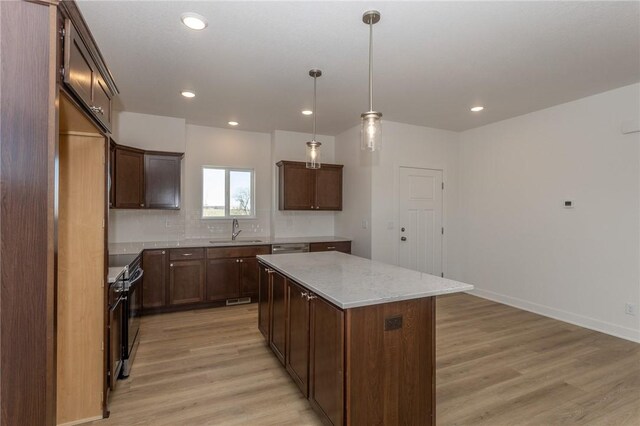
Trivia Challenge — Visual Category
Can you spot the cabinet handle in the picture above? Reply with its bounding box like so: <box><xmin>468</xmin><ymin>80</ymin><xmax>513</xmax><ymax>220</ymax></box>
<box><xmin>90</xmin><ymin>105</ymin><xmax>104</xmax><ymax>115</ymax></box>
<box><xmin>182</xmin><ymin>253</ymin><xmax>193</xmax><ymax>256</ymax></box>
<box><xmin>311</xmin><ymin>205</ymin><xmax>314</xmax><ymax>209</ymax></box>
<box><xmin>301</xmin><ymin>291</ymin><xmax>308</xmax><ymax>299</ymax></box>
<box><xmin>327</xmin><ymin>246</ymin><xmax>336</xmax><ymax>250</ymax></box>
<box><xmin>140</xmin><ymin>203</ymin><xmax>144</xmax><ymax>207</ymax></box>
<box><xmin>170</xmin><ymin>263</ymin><xmax>174</xmax><ymax>267</ymax></box>
<box><xmin>239</xmin><ymin>259</ymin><xmax>244</xmax><ymax>263</ymax></box>
<box><xmin>306</xmin><ymin>294</ymin><xmax>317</xmax><ymax>301</ymax></box>
<box><xmin>266</xmin><ymin>269</ymin><xmax>274</xmax><ymax>274</ymax></box>
<box><xmin>161</xmin><ymin>251</ymin><xmax>165</xmax><ymax>255</ymax></box>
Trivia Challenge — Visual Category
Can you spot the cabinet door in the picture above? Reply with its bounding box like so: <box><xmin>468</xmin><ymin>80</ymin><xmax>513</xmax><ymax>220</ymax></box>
<box><xmin>169</xmin><ymin>260</ymin><xmax>205</xmax><ymax>305</ymax></box>
<box><xmin>310</xmin><ymin>296</ymin><xmax>344</xmax><ymax>426</ymax></box>
<box><xmin>286</xmin><ymin>281</ymin><xmax>310</xmax><ymax>396</ymax></box>
<box><xmin>92</xmin><ymin>74</ymin><xmax>112</xmax><ymax>131</ymax></box>
<box><xmin>109</xmin><ymin>142</ymin><xmax>115</xmax><ymax>208</ymax></box>
<box><xmin>206</xmin><ymin>259</ymin><xmax>240</xmax><ymax>301</ymax></box>
<box><xmin>279</xmin><ymin>162</ymin><xmax>314</xmax><ymax>210</ymax></box>
<box><xmin>258</xmin><ymin>264</ymin><xmax>271</xmax><ymax>340</ymax></box>
<box><xmin>114</xmin><ymin>147</ymin><xmax>145</xmax><ymax>208</ymax></box>
<box><xmin>315</xmin><ymin>166</ymin><xmax>343</xmax><ymax>210</ymax></box>
<box><xmin>240</xmin><ymin>258</ymin><xmax>259</xmax><ymax>298</ymax></box>
<box><xmin>63</xmin><ymin>19</ymin><xmax>94</xmax><ymax>111</ymax></box>
<box><xmin>144</xmin><ymin>154</ymin><xmax>181</xmax><ymax>209</ymax></box>
<box><xmin>142</xmin><ymin>250</ymin><xmax>167</xmax><ymax>309</ymax></box>
<box><xmin>269</xmin><ymin>271</ymin><xmax>287</xmax><ymax>364</ymax></box>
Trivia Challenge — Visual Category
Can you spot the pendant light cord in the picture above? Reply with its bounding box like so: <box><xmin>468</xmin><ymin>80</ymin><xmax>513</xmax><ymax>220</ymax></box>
<box><xmin>368</xmin><ymin>19</ymin><xmax>374</xmax><ymax>112</ymax></box>
<box><xmin>313</xmin><ymin>75</ymin><xmax>317</xmax><ymax>140</ymax></box>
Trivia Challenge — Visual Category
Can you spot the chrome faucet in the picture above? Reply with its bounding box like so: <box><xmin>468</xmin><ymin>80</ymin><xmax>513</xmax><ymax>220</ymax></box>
<box><xmin>231</xmin><ymin>219</ymin><xmax>242</xmax><ymax>241</ymax></box>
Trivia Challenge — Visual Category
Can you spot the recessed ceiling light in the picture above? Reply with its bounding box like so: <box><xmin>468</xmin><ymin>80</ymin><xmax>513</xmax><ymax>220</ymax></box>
<box><xmin>302</xmin><ymin>110</ymin><xmax>313</xmax><ymax>116</ymax></box>
<box><xmin>228</xmin><ymin>121</ymin><xmax>239</xmax><ymax>126</ymax></box>
<box><xmin>181</xmin><ymin>90</ymin><xmax>196</xmax><ymax>98</ymax></box>
<box><xmin>181</xmin><ymin>13</ymin><xmax>208</xmax><ymax>30</ymax></box>
<box><xmin>470</xmin><ymin>106</ymin><xmax>484</xmax><ymax>112</ymax></box>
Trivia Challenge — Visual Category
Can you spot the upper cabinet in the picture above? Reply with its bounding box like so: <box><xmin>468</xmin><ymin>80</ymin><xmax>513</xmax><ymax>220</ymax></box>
<box><xmin>277</xmin><ymin>161</ymin><xmax>343</xmax><ymax>211</ymax></box>
<box><xmin>144</xmin><ymin>153</ymin><xmax>182</xmax><ymax>209</ymax></box>
<box><xmin>111</xmin><ymin>143</ymin><xmax>183</xmax><ymax>210</ymax></box>
<box><xmin>61</xmin><ymin>13</ymin><xmax>117</xmax><ymax>132</ymax></box>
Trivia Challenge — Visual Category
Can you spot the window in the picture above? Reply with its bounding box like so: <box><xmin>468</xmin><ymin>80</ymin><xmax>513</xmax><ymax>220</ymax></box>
<box><xmin>202</xmin><ymin>167</ymin><xmax>255</xmax><ymax>218</ymax></box>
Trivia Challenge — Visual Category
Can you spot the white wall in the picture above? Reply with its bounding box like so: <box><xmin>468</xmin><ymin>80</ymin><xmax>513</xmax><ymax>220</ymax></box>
<box><xmin>370</xmin><ymin>121</ymin><xmax>463</xmax><ymax>280</ymax></box>
<box><xmin>271</xmin><ymin>130</ymin><xmax>337</xmax><ymax>238</ymax></box>
<box><xmin>335</xmin><ymin>124</ymin><xmax>372</xmax><ymax>258</ymax></box>
<box><xmin>458</xmin><ymin>83</ymin><xmax>640</xmax><ymax>342</ymax></box>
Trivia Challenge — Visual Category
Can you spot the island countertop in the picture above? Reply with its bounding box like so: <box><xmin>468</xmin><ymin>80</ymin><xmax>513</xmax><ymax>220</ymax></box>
<box><xmin>257</xmin><ymin>251</ymin><xmax>473</xmax><ymax>309</ymax></box>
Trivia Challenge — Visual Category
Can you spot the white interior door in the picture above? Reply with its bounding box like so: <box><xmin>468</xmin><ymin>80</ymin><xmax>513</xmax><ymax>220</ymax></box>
<box><xmin>398</xmin><ymin>167</ymin><xmax>443</xmax><ymax>276</ymax></box>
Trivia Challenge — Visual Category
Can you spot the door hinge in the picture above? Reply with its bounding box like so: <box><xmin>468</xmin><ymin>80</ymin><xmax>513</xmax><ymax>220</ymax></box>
<box><xmin>60</xmin><ymin>66</ymin><xmax>65</xmax><ymax>79</ymax></box>
<box><xmin>442</xmin><ymin>182</ymin><xmax>444</xmax><ymax>190</ymax></box>
<box><xmin>59</xmin><ymin>26</ymin><xmax>65</xmax><ymax>40</ymax></box>
<box><xmin>441</xmin><ymin>227</ymin><xmax>444</xmax><ymax>235</ymax></box>
<box><xmin>441</xmin><ymin>272</ymin><xmax>444</xmax><ymax>278</ymax></box>
<box><xmin>101</xmin><ymin>341</ymin><xmax>104</xmax><ymax>351</ymax></box>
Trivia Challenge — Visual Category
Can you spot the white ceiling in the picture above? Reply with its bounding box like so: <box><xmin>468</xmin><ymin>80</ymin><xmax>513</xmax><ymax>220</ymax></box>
<box><xmin>77</xmin><ymin>1</ymin><xmax>640</xmax><ymax>134</ymax></box>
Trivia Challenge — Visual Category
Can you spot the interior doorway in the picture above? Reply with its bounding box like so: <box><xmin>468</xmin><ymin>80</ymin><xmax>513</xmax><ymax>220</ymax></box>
<box><xmin>397</xmin><ymin>167</ymin><xmax>443</xmax><ymax>276</ymax></box>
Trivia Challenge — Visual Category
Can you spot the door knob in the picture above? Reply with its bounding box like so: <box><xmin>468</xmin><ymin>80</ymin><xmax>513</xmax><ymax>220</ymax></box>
<box><xmin>401</xmin><ymin>236</ymin><xmax>407</xmax><ymax>241</ymax></box>
<box><xmin>401</xmin><ymin>227</ymin><xmax>405</xmax><ymax>232</ymax></box>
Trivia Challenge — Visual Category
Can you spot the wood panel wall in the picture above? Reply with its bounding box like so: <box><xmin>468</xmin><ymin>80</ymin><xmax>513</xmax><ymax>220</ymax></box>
<box><xmin>57</xmin><ymin>122</ymin><xmax>106</xmax><ymax>422</ymax></box>
<box><xmin>0</xmin><ymin>1</ymin><xmax>57</xmax><ymax>425</ymax></box>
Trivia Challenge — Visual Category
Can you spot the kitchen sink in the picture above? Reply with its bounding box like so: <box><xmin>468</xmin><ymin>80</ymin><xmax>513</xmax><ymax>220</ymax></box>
<box><xmin>209</xmin><ymin>239</ymin><xmax>263</xmax><ymax>245</ymax></box>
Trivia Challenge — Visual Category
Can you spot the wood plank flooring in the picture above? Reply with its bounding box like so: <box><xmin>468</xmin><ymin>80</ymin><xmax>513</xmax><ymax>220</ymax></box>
<box><xmin>95</xmin><ymin>294</ymin><xmax>640</xmax><ymax>425</ymax></box>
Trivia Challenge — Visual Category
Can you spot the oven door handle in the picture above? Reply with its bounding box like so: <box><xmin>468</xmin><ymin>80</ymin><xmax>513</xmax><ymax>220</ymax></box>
<box><xmin>128</xmin><ymin>269</ymin><xmax>144</xmax><ymax>285</ymax></box>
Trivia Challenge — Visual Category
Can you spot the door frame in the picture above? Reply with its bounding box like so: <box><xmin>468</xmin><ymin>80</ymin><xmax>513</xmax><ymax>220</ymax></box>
<box><xmin>395</xmin><ymin>165</ymin><xmax>445</xmax><ymax>277</ymax></box>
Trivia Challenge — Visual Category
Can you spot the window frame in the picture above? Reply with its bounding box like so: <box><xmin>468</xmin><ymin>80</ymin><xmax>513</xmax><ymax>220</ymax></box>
<box><xmin>201</xmin><ymin>166</ymin><xmax>256</xmax><ymax>219</ymax></box>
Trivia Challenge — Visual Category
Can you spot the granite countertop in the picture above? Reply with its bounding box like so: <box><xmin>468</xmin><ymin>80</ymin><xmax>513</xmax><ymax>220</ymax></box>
<box><xmin>108</xmin><ymin>236</ymin><xmax>351</xmax><ymax>256</ymax></box>
<box><xmin>108</xmin><ymin>266</ymin><xmax>127</xmax><ymax>284</ymax></box>
<box><xmin>256</xmin><ymin>251</ymin><xmax>473</xmax><ymax>309</ymax></box>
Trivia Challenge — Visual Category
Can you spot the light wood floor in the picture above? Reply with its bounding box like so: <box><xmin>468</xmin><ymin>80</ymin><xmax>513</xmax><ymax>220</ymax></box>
<box><xmin>95</xmin><ymin>294</ymin><xmax>640</xmax><ymax>425</ymax></box>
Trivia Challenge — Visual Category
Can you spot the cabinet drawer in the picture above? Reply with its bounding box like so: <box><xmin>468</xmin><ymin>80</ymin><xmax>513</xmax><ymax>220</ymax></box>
<box><xmin>170</xmin><ymin>248</ymin><xmax>204</xmax><ymax>261</ymax></box>
<box><xmin>207</xmin><ymin>245</ymin><xmax>271</xmax><ymax>259</ymax></box>
<box><xmin>309</xmin><ymin>241</ymin><xmax>351</xmax><ymax>254</ymax></box>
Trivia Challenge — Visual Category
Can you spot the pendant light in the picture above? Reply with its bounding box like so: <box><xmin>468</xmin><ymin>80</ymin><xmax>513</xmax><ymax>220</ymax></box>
<box><xmin>361</xmin><ymin>10</ymin><xmax>382</xmax><ymax>151</ymax></box>
<box><xmin>306</xmin><ymin>69</ymin><xmax>322</xmax><ymax>169</ymax></box>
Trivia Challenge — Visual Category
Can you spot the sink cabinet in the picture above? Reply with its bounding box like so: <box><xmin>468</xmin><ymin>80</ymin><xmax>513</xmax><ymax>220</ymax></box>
<box><xmin>277</xmin><ymin>161</ymin><xmax>343</xmax><ymax>211</ymax></box>
<box><xmin>169</xmin><ymin>259</ymin><xmax>205</xmax><ymax>305</ymax></box>
<box><xmin>206</xmin><ymin>245</ymin><xmax>270</xmax><ymax>302</ymax></box>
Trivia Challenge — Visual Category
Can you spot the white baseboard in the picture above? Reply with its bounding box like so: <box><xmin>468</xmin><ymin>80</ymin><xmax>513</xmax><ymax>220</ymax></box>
<box><xmin>468</xmin><ymin>288</ymin><xmax>640</xmax><ymax>344</ymax></box>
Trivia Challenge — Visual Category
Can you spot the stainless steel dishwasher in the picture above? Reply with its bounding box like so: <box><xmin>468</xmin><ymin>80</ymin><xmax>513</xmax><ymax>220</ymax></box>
<box><xmin>271</xmin><ymin>243</ymin><xmax>309</xmax><ymax>254</ymax></box>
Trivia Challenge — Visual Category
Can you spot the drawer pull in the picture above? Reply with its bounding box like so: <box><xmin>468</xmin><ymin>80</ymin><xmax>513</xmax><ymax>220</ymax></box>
<box><xmin>301</xmin><ymin>291</ymin><xmax>309</xmax><ymax>299</ymax></box>
<box><xmin>182</xmin><ymin>253</ymin><xmax>193</xmax><ymax>256</ymax></box>
<box><xmin>306</xmin><ymin>294</ymin><xmax>317</xmax><ymax>301</ymax></box>
<box><xmin>327</xmin><ymin>246</ymin><xmax>336</xmax><ymax>250</ymax></box>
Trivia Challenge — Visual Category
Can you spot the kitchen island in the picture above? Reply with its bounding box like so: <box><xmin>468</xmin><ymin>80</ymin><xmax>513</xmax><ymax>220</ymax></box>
<box><xmin>257</xmin><ymin>251</ymin><xmax>473</xmax><ymax>426</ymax></box>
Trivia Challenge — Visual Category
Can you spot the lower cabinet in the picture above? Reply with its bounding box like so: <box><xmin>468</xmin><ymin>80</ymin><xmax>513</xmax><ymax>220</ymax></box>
<box><xmin>240</xmin><ymin>257</ymin><xmax>260</xmax><ymax>297</ymax></box>
<box><xmin>142</xmin><ymin>249</ymin><xmax>167</xmax><ymax>308</ymax></box>
<box><xmin>206</xmin><ymin>258</ymin><xmax>239</xmax><ymax>301</ymax></box>
<box><xmin>169</xmin><ymin>260</ymin><xmax>205</xmax><ymax>305</ymax></box>
<box><xmin>309</xmin><ymin>296</ymin><xmax>344</xmax><ymax>426</ymax></box>
<box><xmin>309</xmin><ymin>241</ymin><xmax>351</xmax><ymax>254</ymax></box>
<box><xmin>269</xmin><ymin>270</ymin><xmax>287</xmax><ymax>364</ymax></box>
<box><xmin>286</xmin><ymin>280</ymin><xmax>310</xmax><ymax>397</ymax></box>
<box><xmin>258</xmin><ymin>263</ymin><xmax>271</xmax><ymax>339</ymax></box>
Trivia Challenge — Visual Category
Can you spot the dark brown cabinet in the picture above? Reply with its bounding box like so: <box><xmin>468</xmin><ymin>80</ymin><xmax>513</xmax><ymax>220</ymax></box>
<box><xmin>258</xmin><ymin>263</ymin><xmax>271</xmax><ymax>339</ymax></box>
<box><xmin>309</xmin><ymin>241</ymin><xmax>352</xmax><ymax>254</ymax></box>
<box><xmin>205</xmin><ymin>246</ymin><xmax>270</xmax><ymax>302</ymax></box>
<box><xmin>144</xmin><ymin>153</ymin><xmax>181</xmax><ymax>209</ymax></box>
<box><xmin>270</xmin><ymin>271</ymin><xmax>287</xmax><ymax>364</ymax></box>
<box><xmin>62</xmin><ymin>18</ymin><xmax>114</xmax><ymax>131</ymax></box>
<box><xmin>169</xmin><ymin>260</ymin><xmax>205</xmax><ymax>305</ymax></box>
<box><xmin>309</xmin><ymin>296</ymin><xmax>344</xmax><ymax>426</ymax></box>
<box><xmin>277</xmin><ymin>161</ymin><xmax>343</xmax><ymax>211</ymax></box>
<box><xmin>142</xmin><ymin>250</ymin><xmax>168</xmax><ymax>309</ymax></box>
<box><xmin>206</xmin><ymin>259</ymin><xmax>240</xmax><ymax>301</ymax></box>
<box><xmin>111</xmin><ymin>143</ymin><xmax>183</xmax><ymax>210</ymax></box>
<box><xmin>114</xmin><ymin>146</ymin><xmax>144</xmax><ymax>208</ymax></box>
<box><xmin>286</xmin><ymin>280</ymin><xmax>310</xmax><ymax>396</ymax></box>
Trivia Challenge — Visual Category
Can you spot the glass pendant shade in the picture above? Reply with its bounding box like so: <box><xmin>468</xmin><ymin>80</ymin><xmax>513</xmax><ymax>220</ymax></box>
<box><xmin>306</xmin><ymin>141</ymin><xmax>321</xmax><ymax>169</ymax></box>
<box><xmin>361</xmin><ymin>112</ymin><xmax>382</xmax><ymax>151</ymax></box>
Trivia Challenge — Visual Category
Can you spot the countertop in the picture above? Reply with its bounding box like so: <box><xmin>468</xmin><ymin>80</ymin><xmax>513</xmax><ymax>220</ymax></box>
<box><xmin>256</xmin><ymin>251</ymin><xmax>473</xmax><ymax>309</ymax></box>
<box><xmin>108</xmin><ymin>236</ymin><xmax>351</xmax><ymax>256</ymax></box>
<box><xmin>108</xmin><ymin>266</ymin><xmax>127</xmax><ymax>284</ymax></box>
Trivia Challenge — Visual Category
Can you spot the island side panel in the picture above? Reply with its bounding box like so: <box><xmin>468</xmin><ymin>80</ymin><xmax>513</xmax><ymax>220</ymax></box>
<box><xmin>345</xmin><ymin>297</ymin><xmax>435</xmax><ymax>426</ymax></box>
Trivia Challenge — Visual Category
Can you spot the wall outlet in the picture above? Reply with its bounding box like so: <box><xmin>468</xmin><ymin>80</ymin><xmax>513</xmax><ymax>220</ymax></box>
<box><xmin>624</xmin><ymin>303</ymin><xmax>637</xmax><ymax>316</ymax></box>
<box><xmin>361</xmin><ymin>219</ymin><xmax>368</xmax><ymax>230</ymax></box>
